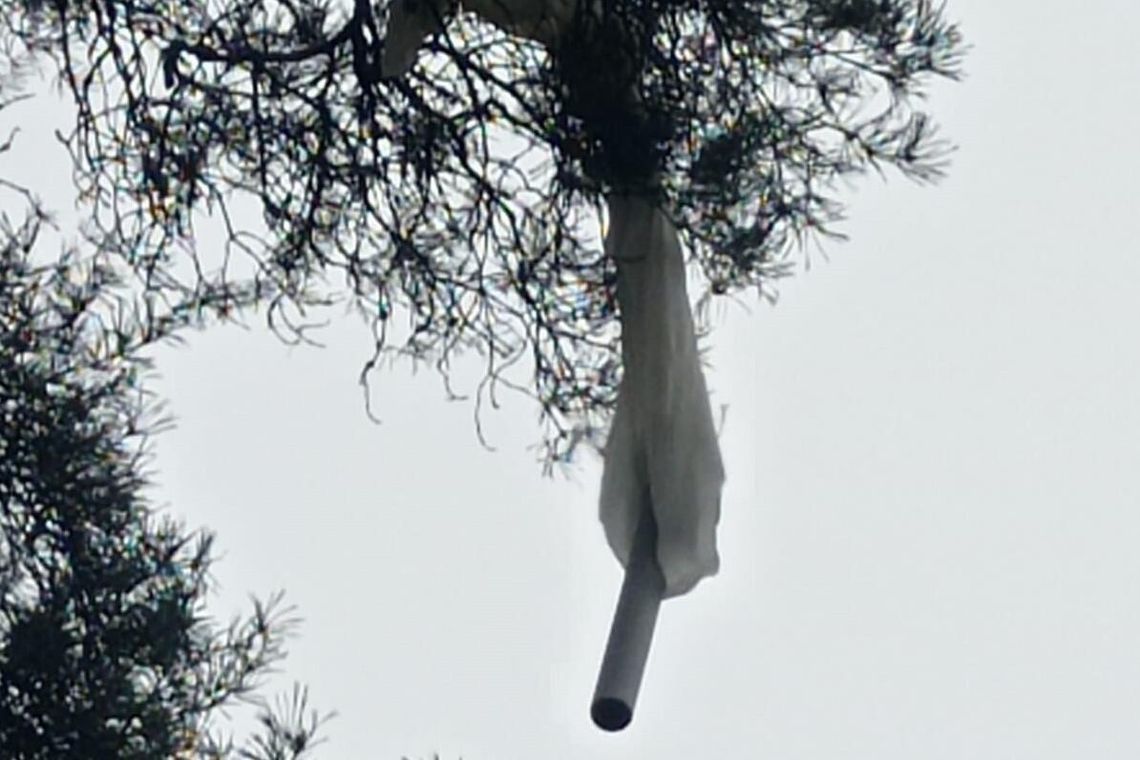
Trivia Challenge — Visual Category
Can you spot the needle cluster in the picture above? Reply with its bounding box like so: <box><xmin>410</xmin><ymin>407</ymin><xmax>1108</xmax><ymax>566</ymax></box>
<box><xmin>5</xmin><ymin>0</ymin><xmax>965</xmax><ymax>465</ymax></box>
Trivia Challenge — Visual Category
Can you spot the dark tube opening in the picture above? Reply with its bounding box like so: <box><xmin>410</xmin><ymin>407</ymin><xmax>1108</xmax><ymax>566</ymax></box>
<box><xmin>591</xmin><ymin>697</ymin><xmax>633</xmax><ymax>731</ymax></box>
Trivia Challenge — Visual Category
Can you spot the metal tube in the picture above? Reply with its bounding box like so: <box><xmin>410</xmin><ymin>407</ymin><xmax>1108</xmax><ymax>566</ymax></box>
<box><xmin>591</xmin><ymin>502</ymin><xmax>664</xmax><ymax>731</ymax></box>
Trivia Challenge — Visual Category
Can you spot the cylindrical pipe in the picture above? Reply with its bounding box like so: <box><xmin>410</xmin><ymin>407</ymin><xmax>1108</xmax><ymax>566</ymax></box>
<box><xmin>591</xmin><ymin>502</ymin><xmax>665</xmax><ymax>731</ymax></box>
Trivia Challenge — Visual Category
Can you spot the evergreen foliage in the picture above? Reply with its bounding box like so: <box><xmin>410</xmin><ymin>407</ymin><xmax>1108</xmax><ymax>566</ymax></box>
<box><xmin>0</xmin><ymin>91</ymin><xmax>329</xmax><ymax>758</ymax></box>
<box><xmin>5</xmin><ymin>0</ymin><xmax>966</xmax><ymax>465</ymax></box>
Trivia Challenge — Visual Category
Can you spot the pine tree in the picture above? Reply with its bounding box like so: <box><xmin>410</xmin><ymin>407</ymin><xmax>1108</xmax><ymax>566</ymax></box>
<box><xmin>0</xmin><ymin>90</ymin><xmax>329</xmax><ymax>757</ymax></box>
<box><xmin>4</xmin><ymin>0</ymin><xmax>966</xmax><ymax>466</ymax></box>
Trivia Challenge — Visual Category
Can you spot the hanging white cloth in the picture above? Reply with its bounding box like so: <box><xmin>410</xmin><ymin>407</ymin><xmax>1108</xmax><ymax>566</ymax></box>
<box><xmin>381</xmin><ymin>2</ymin><xmax>725</xmax><ymax>598</ymax></box>
<box><xmin>599</xmin><ymin>194</ymin><xmax>724</xmax><ymax>598</ymax></box>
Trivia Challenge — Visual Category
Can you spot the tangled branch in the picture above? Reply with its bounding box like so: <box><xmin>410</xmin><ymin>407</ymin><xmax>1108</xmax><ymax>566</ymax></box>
<box><xmin>5</xmin><ymin>0</ymin><xmax>965</xmax><ymax>466</ymax></box>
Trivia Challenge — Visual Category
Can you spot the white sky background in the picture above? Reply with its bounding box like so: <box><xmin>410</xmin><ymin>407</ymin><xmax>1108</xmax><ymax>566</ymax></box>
<box><xmin>6</xmin><ymin>0</ymin><xmax>1140</xmax><ymax>757</ymax></box>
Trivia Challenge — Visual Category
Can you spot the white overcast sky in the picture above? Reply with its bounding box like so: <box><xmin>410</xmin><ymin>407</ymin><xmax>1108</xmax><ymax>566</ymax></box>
<box><xmin>6</xmin><ymin>0</ymin><xmax>1140</xmax><ymax>757</ymax></box>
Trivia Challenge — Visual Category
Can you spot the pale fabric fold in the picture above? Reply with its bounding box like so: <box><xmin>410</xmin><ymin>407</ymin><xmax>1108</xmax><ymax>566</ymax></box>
<box><xmin>599</xmin><ymin>195</ymin><xmax>724</xmax><ymax>598</ymax></box>
<box><xmin>381</xmin><ymin>0</ymin><xmax>577</xmax><ymax>78</ymax></box>
<box><xmin>380</xmin><ymin>2</ymin><xmax>725</xmax><ymax>597</ymax></box>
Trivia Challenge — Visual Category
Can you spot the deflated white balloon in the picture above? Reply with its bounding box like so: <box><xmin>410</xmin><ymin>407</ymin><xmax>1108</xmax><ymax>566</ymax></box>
<box><xmin>599</xmin><ymin>195</ymin><xmax>724</xmax><ymax>598</ymax></box>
